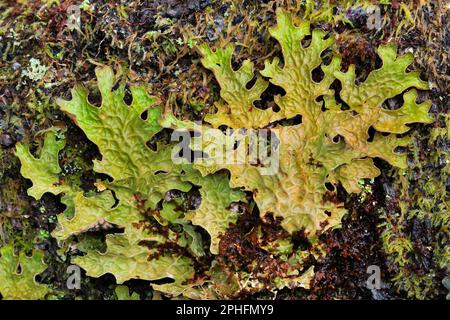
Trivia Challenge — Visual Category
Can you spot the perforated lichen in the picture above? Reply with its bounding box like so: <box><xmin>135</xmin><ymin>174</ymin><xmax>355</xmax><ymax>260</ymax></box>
<box><xmin>379</xmin><ymin>112</ymin><xmax>449</xmax><ymax>299</ymax></box>
<box><xmin>15</xmin><ymin>67</ymin><xmax>199</xmax><ymax>288</ymax></box>
<box><xmin>12</xmin><ymin>66</ymin><xmax>250</xmax><ymax>296</ymax></box>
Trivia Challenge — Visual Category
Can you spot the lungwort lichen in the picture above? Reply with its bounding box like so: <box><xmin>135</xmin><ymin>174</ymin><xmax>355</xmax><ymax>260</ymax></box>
<box><xmin>7</xmin><ymin>9</ymin><xmax>433</xmax><ymax>299</ymax></box>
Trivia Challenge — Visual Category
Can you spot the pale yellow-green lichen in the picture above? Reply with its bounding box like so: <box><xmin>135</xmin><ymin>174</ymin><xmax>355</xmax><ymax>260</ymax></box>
<box><xmin>11</xmin><ymin>8</ymin><xmax>434</xmax><ymax>299</ymax></box>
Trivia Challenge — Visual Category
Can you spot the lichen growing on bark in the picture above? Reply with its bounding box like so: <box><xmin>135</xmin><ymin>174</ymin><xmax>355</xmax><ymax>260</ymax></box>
<box><xmin>0</xmin><ymin>0</ymin><xmax>446</xmax><ymax>300</ymax></box>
